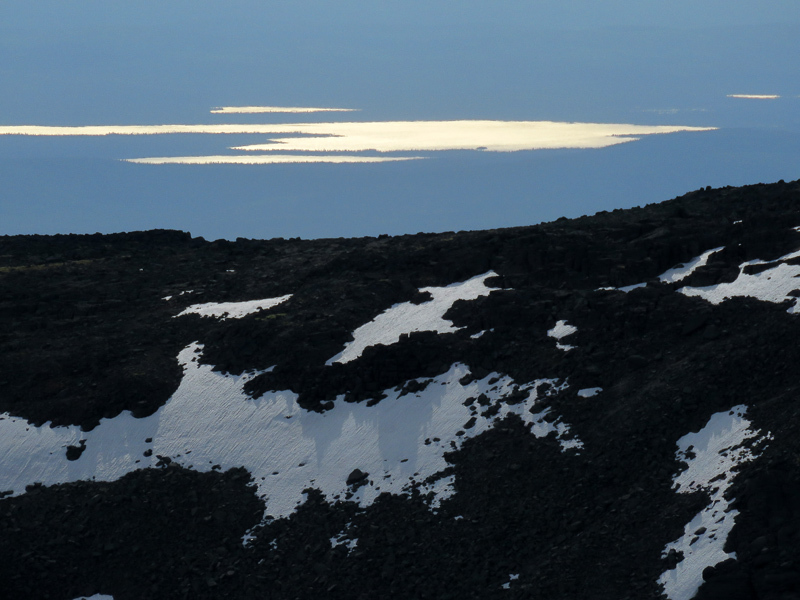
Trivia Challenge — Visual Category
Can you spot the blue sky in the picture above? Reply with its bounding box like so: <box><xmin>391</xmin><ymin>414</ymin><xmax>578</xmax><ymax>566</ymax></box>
<box><xmin>1</xmin><ymin>2</ymin><xmax>799</xmax><ymax>239</ymax></box>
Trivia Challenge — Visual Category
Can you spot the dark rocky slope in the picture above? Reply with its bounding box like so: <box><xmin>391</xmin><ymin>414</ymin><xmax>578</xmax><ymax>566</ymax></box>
<box><xmin>1</xmin><ymin>179</ymin><xmax>800</xmax><ymax>600</ymax></box>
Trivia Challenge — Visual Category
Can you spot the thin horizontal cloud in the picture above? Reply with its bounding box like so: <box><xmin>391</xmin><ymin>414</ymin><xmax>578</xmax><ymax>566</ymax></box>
<box><xmin>124</xmin><ymin>154</ymin><xmax>423</xmax><ymax>165</ymax></box>
<box><xmin>229</xmin><ymin>120</ymin><xmax>716</xmax><ymax>153</ymax></box>
<box><xmin>210</xmin><ymin>106</ymin><xmax>359</xmax><ymax>114</ymax></box>
<box><xmin>0</xmin><ymin>121</ymin><xmax>715</xmax><ymax>153</ymax></box>
<box><xmin>727</xmin><ymin>94</ymin><xmax>780</xmax><ymax>99</ymax></box>
<box><xmin>0</xmin><ymin>124</ymin><xmax>332</xmax><ymax>136</ymax></box>
<box><xmin>641</xmin><ymin>108</ymin><xmax>680</xmax><ymax>115</ymax></box>
<box><xmin>0</xmin><ymin>119</ymin><xmax>717</xmax><ymax>166</ymax></box>
<box><xmin>640</xmin><ymin>108</ymin><xmax>709</xmax><ymax>115</ymax></box>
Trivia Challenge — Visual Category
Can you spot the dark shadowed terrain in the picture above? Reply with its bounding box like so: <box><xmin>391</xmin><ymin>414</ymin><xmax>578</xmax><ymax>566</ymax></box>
<box><xmin>2</xmin><ymin>179</ymin><xmax>800</xmax><ymax>600</ymax></box>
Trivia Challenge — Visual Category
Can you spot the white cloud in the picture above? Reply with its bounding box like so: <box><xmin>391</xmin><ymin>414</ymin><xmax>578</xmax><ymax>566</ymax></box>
<box><xmin>0</xmin><ymin>118</ymin><xmax>716</xmax><ymax>166</ymax></box>
<box><xmin>0</xmin><ymin>124</ymin><xmax>328</xmax><ymax>136</ymax></box>
<box><xmin>210</xmin><ymin>106</ymin><xmax>359</xmax><ymax>114</ymax></box>
<box><xmin>0</xmin><ymin>120</ymin><xmax>715</xmax><ymax>154</ymax></box>
<box><xmin>125</xmin><ymin>155</ymin><xmax>422</xmax><ymax>165</ymax></box>
<box><xmin>230</xmin><ymin>120</ymin><xmax>716</xmax><ymax>153</ymax></box>
<box><xmin>727</xmin><ymin>94</ymin><xmax>780</xmax><ymax>99</ymax></box>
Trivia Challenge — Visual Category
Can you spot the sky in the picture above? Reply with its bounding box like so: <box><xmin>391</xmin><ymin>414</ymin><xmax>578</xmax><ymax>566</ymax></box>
<box><xmin>1</xmin><ymin>1</ymin><xmax>799</xmax><ymax>239</ymax></box>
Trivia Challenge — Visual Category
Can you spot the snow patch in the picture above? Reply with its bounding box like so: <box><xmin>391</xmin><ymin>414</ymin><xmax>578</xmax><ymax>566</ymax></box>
<box><xmin>547</xmin><ymin>320</ymin><xmax>577</xmax><ymax>340</ymax></box>
<box><xmin>176</xmin><ymin>294</ymin><xmax>292</xmax><ymax>320</ymax></box>
<box><xmin>658</xmin><ymin>405</ymin><xmax>768</xmax><ymax>600</ymax></box>
<box><xmin>608</xmin><ymin>246</ymin><xmax>725</xmax><ymax>294</ymax></box>
<box><xmin>163</xmin><ymin>289</ymin><xmax>194</xmax><ymax>301</ymax></box>
<box><xmin>71</xmin><ymin>596</ymin><xmax>114</xmax><ymax>600</ymax></box>
<box><xmin>658</xmin><ymin>247</ymin><xmax>725</xmax><ymax>283</ymax></box>
<box><xmin>501</xmin><ymin>574</ymin><xmax>520</xmax><ymax>589</ymax></box>
<box><xmin>618</xmin><ymin>282</ymin><xmax>647</xmax><ymax>293</ymax></box>
<box><xmin>615</xmin><ymin>247</ymin><xmax>726</xmax><ymax>292</ymax></box>
<box><xmin>330</xmin><ymin>523</ymin><xmax>358</xmax><ymax>553</ymax></box>
<box><xmin>328</xmin><ymin>271</ymin><xmax>500</xmax><ymax>364</ymax></box>
<box><xmin>0</xmin><ymin>343</ymin><xmax>581</xmax><ymax>520</ymax></box>
<box><xmin>577</xmin><ymin>387</ymin><xmax>602</xmax><ymax>398</ymax></box>
<box><xmin>241</xmin><ymin>528</ymin><xmax>257</xmax><ymax>547</ymax></box>
<box><xmin>679</xmin><ymin>248</ymin><xmax>800</xmax><ymax>313</ymax></box>
<box><xmin>547</xmin><ymin>320</ymin><xmax>577</xmax><ymax>352</ymax></box>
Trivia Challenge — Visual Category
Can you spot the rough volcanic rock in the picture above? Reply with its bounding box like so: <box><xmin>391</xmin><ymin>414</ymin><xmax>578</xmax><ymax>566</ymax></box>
<box><xmin>2</xmin><ymin>179</ymin><xmax>800</xmax><ymax>600</ymax></box>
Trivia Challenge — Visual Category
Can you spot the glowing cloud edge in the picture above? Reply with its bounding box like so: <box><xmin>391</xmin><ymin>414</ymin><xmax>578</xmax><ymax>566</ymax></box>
<box><xmin>726</xmin><ymin>94</ymin><xmax>780</xmax><ymax>99</ymax></box>
<box><xmin>210</xmin><ymin>106</ymin><xmax>360</xmax><ymax>114</ymax></box>
<box><xmin>123</xmin><ymin>155</ymin><xmax>424</xmax><ymax>165</ymax></box>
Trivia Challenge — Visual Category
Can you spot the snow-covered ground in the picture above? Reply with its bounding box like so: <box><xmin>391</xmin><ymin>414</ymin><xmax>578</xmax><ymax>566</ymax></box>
<box><xmin>0</xmin><ymin>272</ymin><xmax>589</xmax><ymax>521</ymax></box>
<box><xmin>330</xmin><ymin>522</ymin><xmax>358</xmax><ymax>553</ymax></box>
<box><xmin>0</xmin><ymin>342</ymin><xmax>581</xmax><ymax>519</ymax></box>
<box><xmin>658</xmin><ymin>405</ymin><xmax>768</xmax><ymax>600</ymax></box>
<box><xmin>615</xmin><ymin>247</ymin><xmax>726</xmax><ymax>292</ymax></box>
<box><xmin>547</xmin><ymin>320</ymin><xmax>577</xmax><ymax>352</ymax></box>
<box><xmin>500</xmin><ymin>573</ymin><xmax>520</xmax><ymax>589</ymax></box>
<box><xmin>658</xmin><ymin>247</ymin><xmax>725</xmax><ymax>284</ymax></box>
<box><xmin>328</xmin><ymin>271</ymin><xmax>500</xmax><ymax>364</ymax></box>
<box><xmin>609</xmin><ymin>236</ymin><xmax>800</xmax><ymax>316</ymax></box>
<box><xmin>679</xmin><ymin>248</ymin><xmax>800</xmax><ymax>313</ymax></box>
<box><xmin>175</xmin><ymin>295</ymin><xmax>292</xmax><ymax>320</ymax></box>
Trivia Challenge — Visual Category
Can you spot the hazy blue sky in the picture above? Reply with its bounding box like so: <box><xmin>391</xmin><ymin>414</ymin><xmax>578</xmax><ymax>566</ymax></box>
<box><xmin>1</xmin><ymin>2</ymin><xmax>799</xmax><ymax>239</ymax></box>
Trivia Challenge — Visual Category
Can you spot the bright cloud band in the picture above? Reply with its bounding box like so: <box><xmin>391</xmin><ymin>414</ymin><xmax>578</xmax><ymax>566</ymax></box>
<box><xmin>210</xmin><ymin>106</ymin><xmax>359</xmax><ymax>114</ymax></box>
<box><xmin>727</xmin><ymin>94</ymin><xmax>780</xmax><ymax>99</ymax></box>
<box><xmin>0</xmin><ymin>120</ymin><xmax>716</xmax><ymax>153</ymax></box>
<box><xmin>125</xmin><ymin>154</ymin><xmax>423</xmax><ymax>165</ymax></box>
<box><xmin>229</xmin><ymin>121</ymin><xmax>715</xmax><ymax>153</ymax></box>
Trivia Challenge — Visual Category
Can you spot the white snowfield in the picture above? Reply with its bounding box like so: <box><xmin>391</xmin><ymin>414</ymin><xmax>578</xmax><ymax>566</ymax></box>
<box><xmin>659</xmin><ymin>405</ymin><xmax>768</xmax><ymax>600</ymax></box>
<box><xmin>327</xmin><ymin>271</ymin><xmax>500</xmax><ymax>365</ymax></box>
<box><xmin>0</xmin><ymin>340</ymin><xmax>583</xmax><ymax>519</ymax></box>
<box><xmin>175</xmin><ymin>295</ymin><xmax>292</xmax><ymax>320</ymax></box>
<box><xmin>679</xmin><ymin>248</ymin><xmax>800</xmax><ymax>313</ymax></box>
